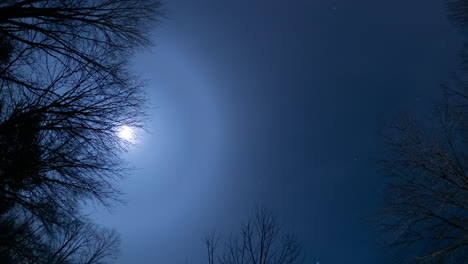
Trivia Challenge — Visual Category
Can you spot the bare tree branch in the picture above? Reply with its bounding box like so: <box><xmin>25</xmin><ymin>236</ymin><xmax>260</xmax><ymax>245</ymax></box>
<box><xmin>380</xmin><ymin>83</ymin><xmax>468</xmax><ymax>263</ymax></box>
<box><xmin>205</xmin><ymin>208</ymin><xmax>303</xmax><ymax>264</ymax></box>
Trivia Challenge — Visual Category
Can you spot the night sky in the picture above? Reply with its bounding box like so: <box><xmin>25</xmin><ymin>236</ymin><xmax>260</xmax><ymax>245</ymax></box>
<box><xmin>92</xmin><ymin>0</ymin><xmax>462</xmax><ymax>263</ymax></box>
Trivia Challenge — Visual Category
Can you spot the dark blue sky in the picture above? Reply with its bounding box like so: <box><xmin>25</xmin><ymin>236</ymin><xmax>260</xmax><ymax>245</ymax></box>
<box><xmin>93</xmin><ymin>0</ymin><xmax>462</xmax><ymax>263</ymax></box>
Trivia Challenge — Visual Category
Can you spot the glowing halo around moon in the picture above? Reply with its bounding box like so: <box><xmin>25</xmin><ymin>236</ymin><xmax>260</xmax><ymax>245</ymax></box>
<box><xmin>117</xmin><ymin>125</ymin><xmax>136</xmax><ymax>142</ymax></box>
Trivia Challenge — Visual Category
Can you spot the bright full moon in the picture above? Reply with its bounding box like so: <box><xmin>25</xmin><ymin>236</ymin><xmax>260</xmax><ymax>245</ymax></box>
<box><xmin>117</xmin><ymin>125</ymin><xmax>135</xmax><ymax>142</ymax></box>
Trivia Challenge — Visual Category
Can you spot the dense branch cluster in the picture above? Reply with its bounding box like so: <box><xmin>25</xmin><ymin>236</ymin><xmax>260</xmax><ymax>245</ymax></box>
<box><xmin>0</xmin><ymin>0</ymin><xmax>160</xmax><ymax>263</ymax></box>
<box><xmin>1</xmin><ymin>209</ymin><xmax>120</xmax><ymax>264</ymax></box>
<box><xmin>381</xmin><ymin>89</ymin><xmax>468</xmax><ymax>263</ymax></box>
<box><xmin>379</xmin><ymin>3</ymin><xmax>468</xmax><ymax>263</ymax></box>
<box><xmin>381</xmin><ymin>51</ymin><xmax>468</xmax><ymax>264</ymax></box>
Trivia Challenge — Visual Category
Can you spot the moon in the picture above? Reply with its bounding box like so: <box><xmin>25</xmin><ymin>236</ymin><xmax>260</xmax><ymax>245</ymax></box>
<box><xmin>117</xmin><ymin>125</ymin><xmax>135</xmax><ymax>142</ymax></box>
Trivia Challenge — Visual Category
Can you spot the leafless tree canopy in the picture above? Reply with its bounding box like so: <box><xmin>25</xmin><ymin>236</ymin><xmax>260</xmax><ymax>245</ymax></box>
<box><xmin>380</xmin><ymin>82</ymin><xmax>468</xmax><ymax>263</ymax></box>
<box><xmin>380</xmin><ymin>5</ymin><xmax>468</xmax><ymax>262</ymax></box>
<box><xmin>0</xmin><ymin>0</ymin><xmax>160</xmax><ymax>226</ymax></box>
<box><xmin>1</xmin><ymin>209</ymin><xmax>120</xmax><ymax>264</ymax></box>
<box><xmin>205</xmin><ymin>208</ymin><xmax>303</xmax><ymax>264</ymax></box>
<box><xmin>0</xmin><ymin>0</ymin><xmax>161</xmax><ymax>89</ymax></box>
<box><xmin>0</xmin><ymin>57</ymin><xmax>148</xmax><ymax>226</ymax></box>
<box><xmin>0</xmin><ymin>0</ymin><xmax>161</xmax><ymax>263</ymax></box>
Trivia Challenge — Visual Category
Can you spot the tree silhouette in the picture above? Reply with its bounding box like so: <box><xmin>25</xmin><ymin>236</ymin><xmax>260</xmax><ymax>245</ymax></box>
<box><xmin>0</xmin><ymin>0</ymin><xmax>161</xmax><ymax>262</ymax></box>
<box><xmin>447</xmin><ymin>0</ymin><xmax>468</xmax><ymax>73</ymax></box>
<box><xmin>447</xmin><ymin>0</ymin><xmax>468</xmax><ymax>31</ymax></box>
<box><xmin>0</xmin><ymin>0</ymin><xmax>161</xmax><ymax>94</ymax></box>
<box><xmin>380</xmin><ymin>83</ymin><xmax>468</xmax><ymax>263</ymax></box>
<box><xmin>379</xmin><ymin>2</ymin><xmax>468</xmax><ymax>262</ymax></box>
<box><xmin>0</xmin><ymin>57</ymin><xmax>146</xmax><ymax>228</ymax></box>
<box><xmin>0</xmin><ymin>0</ymin><xmax>159</xmax><ymax>223</ymax></box>
<box><xmin>0</xmin><ymin>209</ymin><xmax>120</xmax><ymax>264</ymax></box>
<box><xmin>204</xmin><ymin>207</ymin><xmax>303</xmax><ymax>264</ymax></box>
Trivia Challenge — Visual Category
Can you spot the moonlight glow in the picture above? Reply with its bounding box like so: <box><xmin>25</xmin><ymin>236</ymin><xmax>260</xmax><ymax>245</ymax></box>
<box><xmin>117</xmin><ymin>125</ymin><xmax>136</xmax><ymax>142</ymax></box>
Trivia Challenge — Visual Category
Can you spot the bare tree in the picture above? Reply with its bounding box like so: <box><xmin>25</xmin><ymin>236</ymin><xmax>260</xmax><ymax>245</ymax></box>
<box><xmin>0</xmin><ymin>0</ymin><xmax>161</xmax><ymax>93</ymax></box>
<box><xmin>46</xmin><ymin>219</ymin><xmax>120</xmax><ymax>264</ymax></box>
<box><xmin>380</xmin><ymin>83</ymin><xmax>468</xmax><ymax>263</ymax></box>
<box><xmin>0</xmin><ymin>54</ymin><xmax>146</xmax><ymax>229</ymax></box>
<box><xmin>0</xmin><ymin>0</ymin><xmax>161</xmax><ymax>262</ymax></box>
<box><xmin>0</xmin><ymin>209</ymin><xmax>120</xmax><ymax>264</ymax></box>
<box><xmin>204</xmin><ymin>208</ymin><xmax>303</xmax><ymax>264</ymax></box>
<box><xmin>0</xmin><ymin>0</ymin><xmax>161</xmax><ymax>228</ymax></box>
<box><xmin>205</xmin><ymin>232</ymin><xmax>220</xmax><ymax>264</ymax></box>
